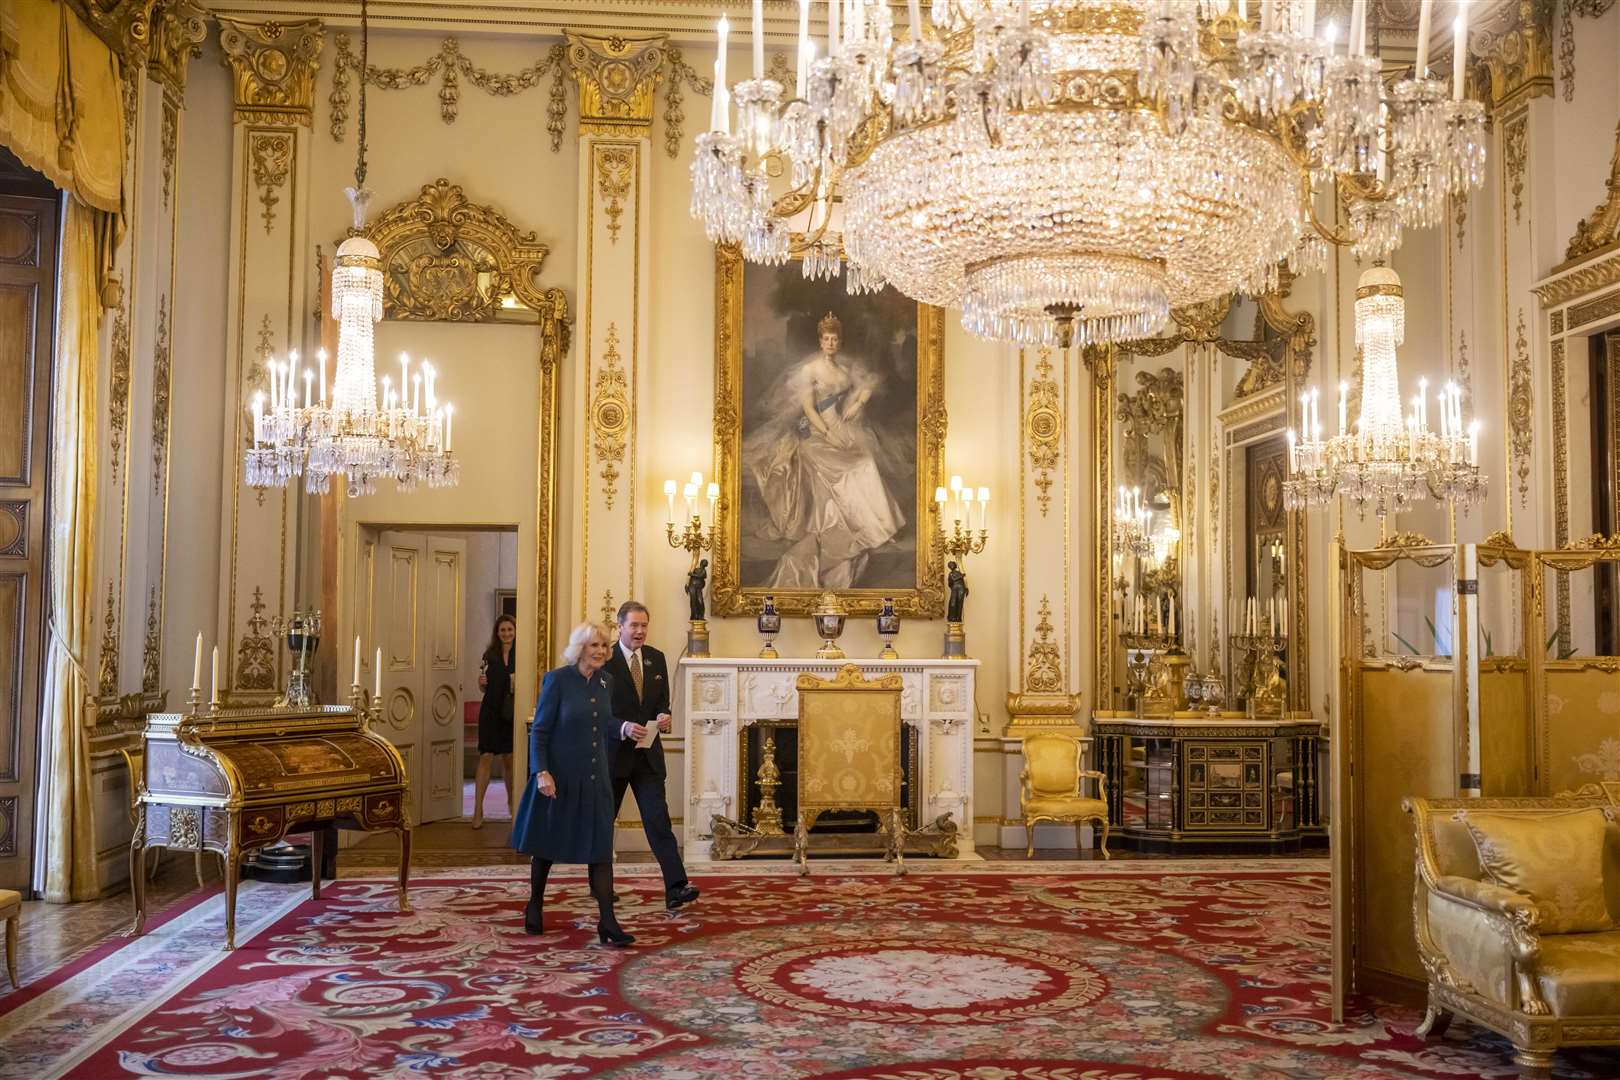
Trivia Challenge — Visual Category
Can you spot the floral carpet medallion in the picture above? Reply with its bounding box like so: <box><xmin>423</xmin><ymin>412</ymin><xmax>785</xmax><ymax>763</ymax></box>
<box><xmin>2</xmin><ymin>863</ymin><xmax>1618</xmax><ymax>1079</ymax></box>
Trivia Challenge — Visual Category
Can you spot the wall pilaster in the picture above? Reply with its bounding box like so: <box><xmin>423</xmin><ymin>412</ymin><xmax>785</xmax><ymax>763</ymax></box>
<box><xmin>215</xmin><ymin>17</ymin><xmax>324</xmax><ymax>704</ymax></box>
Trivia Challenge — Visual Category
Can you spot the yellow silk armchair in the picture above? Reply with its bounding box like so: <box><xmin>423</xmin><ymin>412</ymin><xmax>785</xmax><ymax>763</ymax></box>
<box><xmin>1404</xmin><ymin>792</ymin><xmax>1620</xmax><ymax>1078</ymax></box>
<box><xmin>1019</xmin><ymin>733</ymin><xmax>1110</xmax><ymax>859</ymax></box>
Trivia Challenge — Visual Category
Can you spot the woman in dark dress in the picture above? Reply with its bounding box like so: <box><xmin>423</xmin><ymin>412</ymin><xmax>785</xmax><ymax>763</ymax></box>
<box><xmin>471</xmin><ymin>614</ymin><xmax>516</xmax><ymax>828</ymax></box>
<box><xmin>509</xmin><ymin>621</ymin><xmax>634</xmax><ymax>947</ymax></box>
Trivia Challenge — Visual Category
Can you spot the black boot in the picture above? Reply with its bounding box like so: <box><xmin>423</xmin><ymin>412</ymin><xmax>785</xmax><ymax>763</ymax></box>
<box><xmin>525</xmin><ymin>857</ymin><xmax>550</xmax><ymax>935</ymax></box>
<box><xmin>590</xmin><ymin>861</ymin><xmax>634</xmax><ymax>947</ymax></box>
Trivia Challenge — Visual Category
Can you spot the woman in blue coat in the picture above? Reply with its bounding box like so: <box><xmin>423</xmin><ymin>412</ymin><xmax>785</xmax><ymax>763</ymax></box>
<box><xmin>509</xmin><ymin>621</ymin><xmax>634</xmax><ymax>946</ymax></box>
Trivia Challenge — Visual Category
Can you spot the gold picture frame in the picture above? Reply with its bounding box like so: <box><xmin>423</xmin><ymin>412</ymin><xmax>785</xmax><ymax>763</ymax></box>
<box><xmin>710</xmin><ymin>243</ymin><xmax>947</xmax><ymax>617</ymax></box>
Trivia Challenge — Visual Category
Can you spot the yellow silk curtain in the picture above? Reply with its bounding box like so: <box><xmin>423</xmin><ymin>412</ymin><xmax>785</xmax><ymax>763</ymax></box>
<box><xmin>42</xmin><ymin>197</ymin><xmax>103</xmax><ymax>903</ymax></box>
<box><xmin>0</xmin><ymin>0</ymin><xmax>125</xmax><ymax>215</ymax></box>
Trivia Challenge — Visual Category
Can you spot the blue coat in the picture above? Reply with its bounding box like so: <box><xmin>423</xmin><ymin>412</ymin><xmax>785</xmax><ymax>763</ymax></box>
<box><xmin>509</xmin><ymin>664</ymin><xmax>622</xmax><ymax>864</ymax></box>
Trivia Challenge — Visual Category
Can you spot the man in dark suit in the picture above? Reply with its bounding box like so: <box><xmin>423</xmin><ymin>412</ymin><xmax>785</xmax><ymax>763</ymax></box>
<box><xmin>605</xmin><ymin>600</ymin><xmax>699</xmax><ymax>910</ymax></box>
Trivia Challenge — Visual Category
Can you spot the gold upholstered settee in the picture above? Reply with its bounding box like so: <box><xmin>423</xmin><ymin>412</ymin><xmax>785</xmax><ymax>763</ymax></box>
<box><xmin>1404</xmin><ymin>791</ymin><xmax>1620</xmax><ymax>1077</ymax></box>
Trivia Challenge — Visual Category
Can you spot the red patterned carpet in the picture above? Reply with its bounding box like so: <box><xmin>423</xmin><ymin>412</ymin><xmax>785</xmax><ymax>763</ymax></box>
<box><xmin>2</xmin><ymin>863</ymin><xmax>1617</xmax><ymax>1079</ymax></box>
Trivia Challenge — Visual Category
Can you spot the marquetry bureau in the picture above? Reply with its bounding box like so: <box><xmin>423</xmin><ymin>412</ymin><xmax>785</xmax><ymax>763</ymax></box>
<box><xmin>130</xmin><ymin>702</ymin><xmax>412</xmax><ymax>950</ymax></box>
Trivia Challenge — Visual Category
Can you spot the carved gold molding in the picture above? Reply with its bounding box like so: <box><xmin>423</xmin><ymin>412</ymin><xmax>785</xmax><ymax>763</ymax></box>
<box><xmin>591</xmin><ymin>323</ymin><xmax>629</xmax><ymax>510</ymax></box>
<box><xmin>1508</xmin><ymin>308</ymin><xmax>1532</xmax><ymax>504</ymax></box>
<box><xmin>218</xmin><ymin>17</ymin><xmax>325</xmax><ymax>126</ymax></box>
<box><xmin>661</xmin><ymin>45</ymin><xmax>715</xmax><ymax>159</ymax></box>
<box><xmin>329</xmin><ymin>35</ymin><xmax>570</xmax><ymax>151</ymax></box>
<box><xmin>151</xmin><ymin>295</ymin><xmax>170</xmax><ymax>496</ymax></box>
<box><xmin>1551</xmin><ymin>336</ymin><xmax>1570</xmax><ymax>643</ymax></box>
<box><xmin>1570</xmin><ymin>289</ymin><xmax>1620</xmax><ymax>331</ymax></box>
<box><xmin>1025</xmin><ymin>596</ymin><xmax>1063</xmax><ymax>694</ymax></box>
<box><xmin>566</xmin><ymin>31</ymin><xmax>667</xmax><ymax>138</ymax></box>
<box><xmin>97</xmin><ymin>583</ymin><xmax>119</xmax><ymax>700</ymax></box>
<box><xmin>67</xmin><ymin>0</ymin><xmax>157</xmax><ymax>66</ymax></box>
<box><xmin>1503</xmin><ymin>114</ymin><xmax>1527</xmax><ymax>225</ymax></box>
<box><xmin>595</xmin><ymin>145</ymin><xmax>634</xmax><ymax>243</ymax></box>
<box><xmin>1565</xmin><ymin>121</ymin><xmax>1620</xmax><ymax>266</ymax></box>
<box><xmin>235</xmin><ymin>586</ymin><xmax>276</xmax><ymax>692</ymax></box>
<box><xmin>108</xmin><ymin>308</ymin><xmax>131</xmax><ymax>485</ymax></box>
<box><xmin>159</xmin><ymin>100</ymin><xmax>178</xmax><ymax>207</ymax></box>
<box><xmin>1558</xmin><ymin>0</ymin><xmax>1614</xmax><ymax>102</ymax></box>
<box><xmin>147</xmin><ymin>0</ymin><xmax>207</xmax><ymax>102</ymax></box>
<box><xmin>141</xmin><ymin>586</ymin><xmax>160</xmax><ymax>694</ymax></box>
<box><xmin>1469</xmin><ymin>0</ymin><xmax>1555</xmax><ymax>109</ymax></box>
<box><xmin>1024</xmin><ymin>348</ymin><xmax>1061</xmax><ymax>518</ymax></box>
<box><xmin>248</xmin><ymin>132</ymin><xmax>291</xmax><ymax>234</ymax></box>
<box><xmin>361</xmin><ymin>178</ymin><xmax>559</xmax><ymax>325</ymax></box>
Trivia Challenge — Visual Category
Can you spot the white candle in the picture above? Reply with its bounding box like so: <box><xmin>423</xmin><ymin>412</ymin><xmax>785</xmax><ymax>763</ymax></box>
<box><xmin>752</xmin><ymin>0</ymin><xmax>765</xmax><ymax>80</ymax></box>
<box><xmin>1452</xmin><ymin>10</ymin><xmax>1467</xmax><ymax>99</ymax></box>
<box><xmin>210</xmin><ymin>645</ymin><xmax>219</xmax><ymax>705</ymax></box>
<box><xmin>251</xmin><ymin>393</ymin><xmax>264</xmax><ymax>448</ymax></box>
<box><xmin>317</xmin><ymin>348</ymin><xmax>327</xmax><ymax>405</ymax></box>
<box><xmin>827</xmin><ymin>0</ymin><xmax>839</xmax><ymax>53</ymax></box>
<box><xmin>1350</xmin><ymin>0</ymin><xmax>1367</xmax><ymax>54</ymax></box>
<box><xmin>1261</xmin><ymin>0</ymin><xmax>1273</xmax><ymax>33</ymax></box>
<box><xmin>288</xmin><ymin>350</ymin><xmax>299</xmax><ymax>408</ymax></box>
<box><xmin>1238</xmin><ymin>0</ymin><xmax>1248</xmax><ymax>21</ymax></box>
<box><xmin>1468</xmin><ymin>420</ymin><xmax>1480</xmax><ymax>465</ymax></box>
<box><xmin>711</xmin><ymin>58</ymin><xmax>725</xmax><ymax>130</ymax></box>
<box><xmin>665</xmin><ymin>479</ymin><xmax>678</xmax><ymax>523</ymax></box>
<box><xmin>375</xmin><ymin>646</ymin><xmax>382</xmax><ymax>701</ymax></box>
<box><xmin>303</xmin><ymin>368</ymin><xmax>314</xmax><ymax>408</ymax></box>
<box><xmin>192</xmin><ymin>631</ymin><xmax>203</xmax><ymax>691</ymax></box>
<box><xmin>798</xmin><ymin>0</ymin><xmax>812</xmax><ymax>96</ymax></box>
<box><xmin>412</xmin><ymin>373</ymin><xmax>422</xmax><ymax>415</ymax></box>
<box><xmin>907</xmin><ymin>0</ymin><xmax>922</xmax><ymax>40</ymax></box>
<box><xmin>1414</xmin><ymin>0</ymin><xmax>1433</xmax><ymax>75</ymax></box>
<box><xmin>934</xmin><ymin>486</ymin><xmax>947</xmax><ymax>505</ymax></box>
<box><xmin>354</xmin><ymin>634</ymin><xmax>361</xmax><ymax>687</ymax></box>
<box><xmin>1302</xmin><ymin>0</ymin><xmax>1317</xmax><ymax>37</ymax></box>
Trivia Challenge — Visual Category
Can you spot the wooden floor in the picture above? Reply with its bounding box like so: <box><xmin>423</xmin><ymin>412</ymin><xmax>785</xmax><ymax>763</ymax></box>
<box><xmin>8</xmin><ymin>820</ymin><xmax>1320</xmax><ymax>989</ymax></box>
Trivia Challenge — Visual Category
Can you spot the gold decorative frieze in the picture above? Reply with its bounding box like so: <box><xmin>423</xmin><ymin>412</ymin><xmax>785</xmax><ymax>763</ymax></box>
<box><xmin>1550</xmin><ymin>311</ymin><xmax>1564</xmax><ymax>335</ymax></box>
<box><xmin>1508</xmin><ymin>308</ymin><xmax>1533</xmax><ymax>504</ymax></box>
<box><xmin>248</xmin><ymin>132</ymin><xmax>291</xmax><ymax>234</ymax></box>
<box><xmin>595</xmin><ymin>145</ymin><xmax>634</xmax><ymax>243</ymax></box>
<box><xmin>159</xmin><ymin>100</ymin><xmax>178</xmax><ymax>207</ymax></box>
<box><xmin>1571</xmin><ymin>290</ymin><xmax>1620</xmax><ymax>330</ymax></box>
<box><xmin>1565</xmin><ymin>121</ymin><xmax>1620</xmax><ymax>265</ymax></box>
<box><xmin>591</xmin><ymin>323</ymin><xmax>629</xmax><ymax>510</ymax></box>
<box><xmin>152</xmin><ymin>295</ymin><xmax>171</xmax><ymax>495</ymax></box>
<box><xmin>1551</xmin><ymin>337</ymin><xmax>1570</xmax><ymax>561</ymax></box>
<box><xmin>108</xmin><ymin>308</ymin><xmax>131</xmax><ymax>483</ymax></box>
<box><xmin>1504</xmin><ymin>114</ymin><xmax>1527</xmax><ymax>225</ymax></box>
<box><xmin>362</xmin><ymin>179</ymin><xmax>557</xmax><ymax>325</ymax></box>
<box><xmin>218</xmin><ymin>17</ymin><xmax>325</xmax><ymax>126</ymax></box>
<box><xmin>1470</xmin><ymin>0</ymin><xmax>1554</xmax><ymax>109</ymax></box>
<box><xmin>147</xmin><ymin>0</ymin><xmax>207</xmax><ymax>102</ymax></box>
<box><xmin>329</xmin><ymin>35</ymin><xmax>570</xmax><ymax>152</ymax></box>
<box><xmin>98</xmin><ymin>583</ymin><xmax>119</xmax><ymax>700</ymax></box>
<box><xmin>236</xmin><ymin>586</ymin><xmax>277</xmax><ymax>692</ymax></box>
<box><xmin>141</xmin><ymin>587</ymin><xmax>160</xmax><ymax>694</ymax></box>
<box><xmin>600</xmin><ymin>590</ymin><xmax>617</xmax><ymax>626</ymax></box>
<box><xmin>1453</xmin><ymin>191</ymin><xmax>1467</xmax><ymax>249</ymax></box>
<box><xmin>1024</xmin><ymin>348</ymin><xmax>1061</xmax><ymax>517</ymax></box>
<box><xmin>566</xmin><ymin>31</ymin><xmax>667</xmax><ymax>138</ymax></box>
<box><xmin>1379</xmin><ymin>531</ymin><xmax>1438</xmax><ymax>549</ymax></box>
<box><xmin>1558</xmin><ymin>0</ymin><xmax>1615</xmax><ymax>103</ymax></box>
<box><xmin>1025</xmin><ymin>596</ymin><xmax>1063</xmax><ymax>694</ymax></box>
<box><xmin>661</xmin><ymin>46</ymin><xmax>714</xmax><ymax>158</ymax></box>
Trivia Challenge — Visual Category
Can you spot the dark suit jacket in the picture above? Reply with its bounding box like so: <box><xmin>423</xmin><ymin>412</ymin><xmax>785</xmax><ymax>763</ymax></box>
<box><xmin>602</xmin><ymin>643</ymin><xmax>669</xmax><ymax>780</ymax></box>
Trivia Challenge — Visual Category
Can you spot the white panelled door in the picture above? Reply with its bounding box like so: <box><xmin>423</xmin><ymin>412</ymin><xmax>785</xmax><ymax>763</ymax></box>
<box><xmin>422</xmin><ymin>536</ymin><xmax>465</xmax><ymax>824</ymax></box>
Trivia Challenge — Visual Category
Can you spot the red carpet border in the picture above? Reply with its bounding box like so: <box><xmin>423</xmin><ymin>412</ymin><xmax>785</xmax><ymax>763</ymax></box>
<box><xmin>1</xmin><ymin>864</ymin><xmax>1617</xmax><ymax>1079</ymax></box>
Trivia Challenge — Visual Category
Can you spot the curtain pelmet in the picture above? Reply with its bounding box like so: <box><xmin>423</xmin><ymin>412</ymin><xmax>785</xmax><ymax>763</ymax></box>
<box><xmin>42</xmin><ymin>198</ymin><xmax>102</xmax><ymax>903</ymax></box>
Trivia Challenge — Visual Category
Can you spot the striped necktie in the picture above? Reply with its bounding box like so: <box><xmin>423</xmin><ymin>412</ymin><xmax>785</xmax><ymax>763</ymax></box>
<box><xmin>630</xmin><ymin>649</ymin><xmax>644</xmax><ymax>699</ymax></box>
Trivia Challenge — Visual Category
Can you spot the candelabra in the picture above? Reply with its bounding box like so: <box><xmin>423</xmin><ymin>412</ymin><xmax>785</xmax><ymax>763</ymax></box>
<box><xmin>1230</xmin><ymin>630</ymin><xmax>1289</xmax><ymax>717</ymax></box>
<box><xmin>935</xmin><ymin>476</ymin><xmax>989</xmax><ymax>657</ymax></box>
<box><xmin>1113</xmin><ymin>485</ymin><xmax>1152</xmax><ymax>559</ymax></box>
<box><xmin>753</xmin><ymin>732</ymin><xmax>785</xmax><ymax>836</ymax></box>
<box><xmin>665</xmin><ymin>471</ymin><xmax>719</xmax><ymax>656</ymax></box>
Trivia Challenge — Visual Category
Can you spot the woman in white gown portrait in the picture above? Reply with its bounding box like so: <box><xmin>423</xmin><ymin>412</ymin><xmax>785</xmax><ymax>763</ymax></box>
<box><xmin>743</xmin><ymin>312</ymin><xmax>906</xmax><ymax>590</ymax></box>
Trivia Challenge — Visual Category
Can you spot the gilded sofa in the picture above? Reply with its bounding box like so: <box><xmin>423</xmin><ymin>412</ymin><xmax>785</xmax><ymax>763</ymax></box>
<box><xmin>1404</xmin><ymin>791</ymin><xmax>1620</xmax><ymax>1078</ymax></box>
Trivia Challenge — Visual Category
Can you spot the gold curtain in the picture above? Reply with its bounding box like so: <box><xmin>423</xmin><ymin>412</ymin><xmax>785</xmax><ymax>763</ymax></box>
<box><xmin>43</xmin><ymin>198</ymin><xmax>102</xmax><ymax>903</ymax></box>
<box><xmin>0</xmin><ymin>0</ymin><xmax>124</xmax><ymax>215</ymax></box>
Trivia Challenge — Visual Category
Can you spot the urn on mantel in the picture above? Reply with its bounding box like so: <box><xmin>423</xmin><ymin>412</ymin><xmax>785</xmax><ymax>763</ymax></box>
<box><xmin>756</xmin><ymin>595</ymin><xmax>782</xmax><ymax>658</ymax></box>
<box><xmin>811</xmin><ymin>592</ymin><xmax>848</xmax><ymax>659</ymax></box>
<box><xmin>876</xmin><ymin>597</ymin><xmax>900</xmax><ymax>659</ymax></box>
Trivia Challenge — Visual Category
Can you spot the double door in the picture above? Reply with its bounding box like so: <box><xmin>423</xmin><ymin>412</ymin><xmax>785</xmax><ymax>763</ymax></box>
<box><xmin>361</xmin><ymin>530</ymin><xmax>465</xmax><ymax>826</ymax></box>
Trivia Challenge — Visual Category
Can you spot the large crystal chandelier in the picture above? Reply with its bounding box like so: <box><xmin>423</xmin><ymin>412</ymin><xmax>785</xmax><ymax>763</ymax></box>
<box><xmin>691</xmin><ymin>0</ymin><xmax>1487</xmax><ymax>348</ymax></box>
<box><xmin>1283</xmin><ymin>264</ymin><xmax>1484</xmax><ymax>518</ymax></box>
<box><xmin>243</xmin><ymin>0</ymin><xmax>458</xmax><ymax>497</ymax></box>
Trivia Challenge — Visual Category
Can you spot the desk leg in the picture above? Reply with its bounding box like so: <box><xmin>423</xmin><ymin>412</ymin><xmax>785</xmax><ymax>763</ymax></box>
<box><xmin>223</xmin><ymin>845</ymin><xmax>240</xmax><ymax>952</ymax></box>
<box><xmin>311</xmin><ymin>828</ymin><xmax>324</xmax><ymax>901</ymax></box>
<box><xmin>396</xmin><ymin>827</ymin><xmax>413</xmax><ymax>914</ymax></box>
<box><xmin>128</xmin><ymin>828</ymin><xmax>147</xmax><ymax>937</ymax></box>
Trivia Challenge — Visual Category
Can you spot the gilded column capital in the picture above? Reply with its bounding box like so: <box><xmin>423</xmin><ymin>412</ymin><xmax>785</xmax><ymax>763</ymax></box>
<box><xmin>218</xmin><ymin>17</ymin><xmax>325</xmax><ymax>126</ymax></box>
<box><xmin>147</xmin><ymin>0</ymin><xmax>208</xmax><ymax>104</ymax></box>
<box><xmin>67</xmin><ymin>0</ymin><xmax>158</xmax><ymax>67</ymax></box>
<box><xmin>565</xmin><ymin>31</ymin><xmax>667</xmax><ymax>138</ymax></box>
<box><xmin>1469</xmin><ymin>0</ymin><xmax>1554</xmax><ymax>110</ymax></box>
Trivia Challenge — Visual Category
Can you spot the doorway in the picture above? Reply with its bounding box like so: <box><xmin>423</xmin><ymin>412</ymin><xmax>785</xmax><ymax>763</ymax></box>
<box><xmin>355</xmin><ymin>525</ymin><xmax>518</xmax><ymax>828</ymax></box>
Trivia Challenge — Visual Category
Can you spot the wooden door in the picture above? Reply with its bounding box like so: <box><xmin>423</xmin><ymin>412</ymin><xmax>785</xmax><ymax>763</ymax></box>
<box><xmin>422</xmin><ymin>536</ymin><xmax>465</xmax><ymax>824</ymax></box>
<box><xmin>0</xmin><ymin>190</ymin><xmax>58</xmax><ymax>891</ymax></box>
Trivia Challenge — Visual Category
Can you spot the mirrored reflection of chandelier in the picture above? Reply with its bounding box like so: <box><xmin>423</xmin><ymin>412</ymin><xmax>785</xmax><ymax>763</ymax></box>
<box><xmin>691</xmin><ymin>0</ymin><xmax>1486</xmax><ymax>349</ymax></box>
<box><xmin>243</xmin><ymin>0</ymin><xmax>459</xmax><ymax>498</ymax></box>
<box><xmin>1113</xmin><ymin>485</ymin><xmax>1153</xmax><ymax>559</ymax></box>
<box><xmin>1283</xmin><ymin>264</ymin><xmax>1485</xmax><ymax>518</ymax></box>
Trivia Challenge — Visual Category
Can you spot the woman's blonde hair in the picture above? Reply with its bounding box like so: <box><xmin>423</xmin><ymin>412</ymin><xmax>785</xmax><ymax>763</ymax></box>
<box><xmin>561</xmin><ymin>620</ymin><xmax>611</xmax><ymax>664</ymax></box>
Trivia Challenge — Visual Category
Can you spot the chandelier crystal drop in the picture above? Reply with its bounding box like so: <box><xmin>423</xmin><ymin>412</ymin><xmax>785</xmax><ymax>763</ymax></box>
<box><xmin>690</xmin><ymin>0</ymin><xmax>1487</xmax><ymax>348</ymax></box>
<box><xmin>1283</xmin><ymin>265</ymin><xmax>1485</xmax><ymax>519</ymax></box>
<box><xmin>243</xmin><ymin>0</ymin><xmax>459</xmax><ymax>497</ymax></box>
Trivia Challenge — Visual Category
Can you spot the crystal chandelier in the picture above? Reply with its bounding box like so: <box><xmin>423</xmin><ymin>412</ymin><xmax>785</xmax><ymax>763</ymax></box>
<box><xmin>1283</xmin><ymin>264</ymin><xmax>1484</xmax><ymax>518</ymax></box>
<box><xmin>1113</xmin><ymin>485</ymin><xmax>1153</xmax><ymax>559</ymax></box>
<box><xmin>244</xmin><ymin>0</ymin><xmax>459</xmax><ymax>497</ymax></box>
<box><xmin>691</xmin><ymin>0</ymin><xmax>1487</xmax><ymax>348</ymax></box>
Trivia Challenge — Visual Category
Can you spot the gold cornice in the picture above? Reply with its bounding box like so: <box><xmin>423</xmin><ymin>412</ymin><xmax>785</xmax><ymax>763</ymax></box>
<box><xmin>66</xmin><ymin>0</ymin><xmax>158</xmax><ymax>66</ymax></box>
<box><xmin>566</xmin><ymin>30</ymin><xmax>666</xmax><ymax>137</ymax></box>
<box><xmin>1469</xmin><ymin>0</ymin><xmax>1554</xmax><ymax>110</ymax></box>
<box><xmin>147</xmin><ymin>0</ymin><xmax>208</xmax><ymax>101</ymax></box>
<box><xmin>218</xmin><ymin>16</ymin><xmax>326</xmax><ymax>126</ymax></box>
<box><xmin>1534</xmin><ymin>250</ymin><xmax>1620</xmax><ymax>307</ymax></box>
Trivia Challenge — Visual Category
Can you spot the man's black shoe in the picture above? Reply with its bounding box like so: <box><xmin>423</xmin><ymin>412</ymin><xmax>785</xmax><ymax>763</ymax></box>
<box><xmin>665</xmin><ymin>883</ymin><xmax>699</xmax><ymax>910</ymax></box>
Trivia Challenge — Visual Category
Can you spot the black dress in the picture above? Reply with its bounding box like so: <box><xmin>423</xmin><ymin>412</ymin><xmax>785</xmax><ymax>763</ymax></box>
<box><xmin>509</xmin><ymin>665</ymin><xmax>620</xmax><ymax>864</ymax></box>
<box><xmin>476</xmin><ymin>645</ymin><xmax>515</xmax><ymax>754</ymax></box>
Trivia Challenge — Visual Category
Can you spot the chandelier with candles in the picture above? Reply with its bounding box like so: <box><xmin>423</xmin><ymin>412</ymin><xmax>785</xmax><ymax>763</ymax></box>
<box><xmin>691</xmin><ymin>0</ymin><xmax>1486</xmax><ymax>349</ymax></box>
<box><xmin>1283</xmin><ymin>264</ymin><xmax>1484</xmax><ymax>518</ymax></box>
<box><xmin>243</xmin><ymin>0</ymin><xmax>459</xmax><ymax>497</ymax></box>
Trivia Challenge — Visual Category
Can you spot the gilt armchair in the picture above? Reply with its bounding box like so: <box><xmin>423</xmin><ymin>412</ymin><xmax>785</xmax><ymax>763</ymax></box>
<box><xmin>1404</xmin><ymin>792</ymin><xmax>1620</xmax><ymax>1078</ymax></box>
<box><xmin>1019</xmin><ymin>732</ymin><xmax>1110</xmax><ymax>859</ymax></box>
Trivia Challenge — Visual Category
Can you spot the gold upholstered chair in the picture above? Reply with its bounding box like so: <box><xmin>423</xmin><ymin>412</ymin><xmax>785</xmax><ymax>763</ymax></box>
<box><xmin>1</xmin><ymin>887</ymin><xmax>19</xmax><ymax>989</ymax></box>
<box><xmin>1404</xmin><ymin>791</ymin><xmax>1620</xmax><ymax>1078</ymax></box>
<box><xmin>1019</xmin><ymin>732</ymin><xmax>1110</xmax><ymax>859</ymax></box>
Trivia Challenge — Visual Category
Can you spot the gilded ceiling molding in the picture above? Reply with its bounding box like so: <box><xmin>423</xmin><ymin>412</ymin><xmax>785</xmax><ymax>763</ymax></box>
<box><xmin>217</xmin><ymin>17</ymin><xmax>326</xmax><ymax>126</ymax></box>
<box><xmin>361</xmin><ymin>178</ymin><xmax>565</xmax><ymax>329</ymax></box>
<box><xmin>1024</xmin><ymin>348</ymin><xmax>1061</xmax><ymax>518</ymax></box>
<box><xmin>1508</xmin><ymin>308</ymin><xmax>1533</xmax><ymax>505</ymax></box>
<box><xmin>329</xmin><ymin>35</ymin><xmax>570</xmax><ymax>151</ymax></box>
<box><xmin>1558</xmin><ymin>0</ymin><xmax>1614</xmax><ymax>102</ymax></box>
<box><xmin>566</xmin><ymin>31</ymin><xmax>667</xmax><ymax>139</ymax></box>
<box><xmin>146</xmin><ymin>0</ymin><xmax>207</xmax><ymax>103</ymax></box>
<box><xmin>1469</xmin><ymin>0</ymin><xmax>1555</xmax><ymax>110</ymax></box>
<box><xmin>591</xmin><ymin>323</ymin><xmax>629</xmax><ymax>510</ymax></box>
<box><xmin>1564</xmin><ymin>120</ymin><xmax>1620</xmax><ymax>265</ymax></box>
